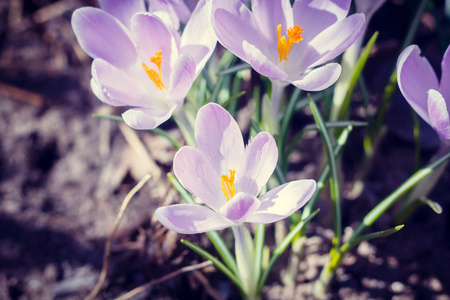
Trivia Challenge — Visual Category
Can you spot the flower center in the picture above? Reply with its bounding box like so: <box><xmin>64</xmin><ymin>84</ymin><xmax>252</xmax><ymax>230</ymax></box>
<box><xmin>221</xmin><ymin>169</ymin><xmax>236</xmax><ymax>201</ymax></box>
<box><xmin>277</xmin><ymin>24</ymin><xmax>303</xmax><ymax>62</ymax></box>
<box><xmin>142</xmin><ymin>50</ymin><xmax>167</xmax><ymax>91</ymax></box>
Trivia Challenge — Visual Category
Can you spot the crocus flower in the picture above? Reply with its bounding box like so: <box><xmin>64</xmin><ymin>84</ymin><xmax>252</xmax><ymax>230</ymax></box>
<box><xmin>72</xmin><ymin>0</ymin><xmax>216</xmax><ymax>129</ymax></box>
<box><xmin>155</xmin><ymin>103</ymin><xmax>316</xmax><ymax>234</ymax></box>
<box><xmin>211</xmin><ymin>0</ymin><xmax>365</xmax><ymax>91</ymax></box>
<box><xmin>397</xmin><ymin>45</ymin><xmax>450</xmax><ymax>140</ymax></box>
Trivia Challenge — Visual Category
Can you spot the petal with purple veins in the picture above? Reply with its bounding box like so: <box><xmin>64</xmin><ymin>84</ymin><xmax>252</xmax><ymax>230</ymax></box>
<box><xmin>219</xmin><ymin>193</ymin><xmax>260</xmax><ymax>224</ymax></box>
<box><xmin>236</xmin><ymin>132</ymin><xmax>278</xmax><ymax>196</ymax></box>
<box><xmin>122</xmin><ymin>106</ymin><xmax>175</xmax><ymax>130</ymax></box>
<box><xmin>397</xmin><ymin>45</ymin><xmax>439</xmax><ymax>124</ymax></box>
<box><xmin>155</xmin><ymin>204</ymin><xmax>231</xmax><ymax>234</ymax></box>
<box><xmin>427</xmin><ymin>89</ymin><xmax>450</xmax><ymax>140</ymax></box>
<box><xmin>173</xmin><ymin>146</ymin><xmax>224</xmax><ymax>210</ymax></box>
<box><xmin>99</xmin><ymin>0</ymin><xmax>145</xmax><ymax>28</ymax></box>
<box><xmin>246</xmin><ymin>180</ymin><xmax>316</xmax><ymax>224</ymax></box>
<box><xmin>72</xmin><ymin>7</ymin><xmax>137</xmax><ymax>68</ymax></box>
<box><xmin>195</xmin><ymin>103</ymin><xmax>245</xmax><ymax>173</ymax></box>
<box><xmin>289</xmin><ymin>63</ymin><xmax>341</xmax><ymax>91</ymax></box>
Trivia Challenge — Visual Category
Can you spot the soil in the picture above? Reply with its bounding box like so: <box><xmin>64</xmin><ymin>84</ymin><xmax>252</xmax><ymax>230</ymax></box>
<box><xmin>0</xmin><ymin>0</ymin><xmax>449</xmax><ymax>299</ymax></box>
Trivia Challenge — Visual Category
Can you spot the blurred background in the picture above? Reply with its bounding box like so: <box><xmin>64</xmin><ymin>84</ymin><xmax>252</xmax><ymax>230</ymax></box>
<box><xmin>0</xmin><ymin>0</ymin><xmax>450</xmax><ymax>299</ymax></box>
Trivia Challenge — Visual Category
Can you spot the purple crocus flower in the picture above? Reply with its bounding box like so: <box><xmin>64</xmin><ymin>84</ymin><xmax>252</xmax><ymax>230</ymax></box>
<box><xmin>397</xmin><ymin>45</ymin><xmax>450</xmax><ymax>140</ymax></box>
<box><xmin>211</xmin><ymin>0</ymin><xmax>365</xmax><ymax>91</ymax></box>
<box><xmin>155</xmin><ymin>103</ymin><xmax>316</xmax><ymax>234</ymax></box>
<box><xmin>72</xmin><ymin>0</ymin><xmax>216</xmax><ymax>129</ymax></box>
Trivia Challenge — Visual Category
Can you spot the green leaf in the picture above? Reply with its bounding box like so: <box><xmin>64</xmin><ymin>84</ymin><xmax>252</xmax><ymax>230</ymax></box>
<box><xmin>167</xmin><ymin>173</ymin><xmax>237</xmax><ymax>274</ymax></box>
<box><xmin>347</xmin><ymin>225</ymin><xmax>405</xmax><ymax>250</ymax></box>
<box><xmin>309</xmin><ymin>98</ymin><xmax>342</xmax><ymax>248</ymax></box>
<box><xmin>257</xmin><ymin>209</ymin><xmax>319</xmax><ymax>293</ymax></box>
<box><xmin>349</xmin><ymin>151</ymin><xmax>450</xmax><ymax>242</ymax></box>
<box><xmin>219</xmin><ymin>63</ymin><xmax>250</xmax><ymax>76</ymax></box>
<box><xmin>338</xmin><ymin>31</ymin><xmax>379</xmax><ymax>121</ymax></box>
<box><xmin>423</xmin><ymin>198</ymin><xmax>443</xmax><ymax>214</ymax></box>
<box><xmin>92</xmin><ymin>113</ymin><xmax>124</xmax><ymax>122</ymax></box>
<box><xmin>181</xmin><ymin>239</ymin><xmax>243</xmax><ymax>293</ymax></box>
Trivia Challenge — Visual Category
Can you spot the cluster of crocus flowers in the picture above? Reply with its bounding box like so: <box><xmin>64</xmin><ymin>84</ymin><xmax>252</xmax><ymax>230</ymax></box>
<box><xmin>211</xmin><ymin>0</ymin><xmax>365</xmax><ymax>91</ymax></box>
<box><xmin>155</xmin><ymin>103</ymin><xmax>316</xmax><ymax>234</ymax></box>
<box><xmin>397</xmin><ymin>45</ymin><xmax>450</xmax><ymax>140</ymax></box>
<box><xmin>71</xmin><ymin>0</ymin><xmax>216</xmax><ymax>130</ymax></box>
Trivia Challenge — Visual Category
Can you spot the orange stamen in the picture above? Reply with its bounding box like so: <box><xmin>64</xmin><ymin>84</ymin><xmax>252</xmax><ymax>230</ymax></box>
<box><xmin>142</xmin><ymin>50</ymin><xmax>167</xmax><ymax>91</ymax></box>
<box><xmin>277</xmin><ymin>24</ymin><xmax>303</xmax><ymax>62</ymax></box>
<box><xmin>221</xmin><ymin>170</ymin><xmax>236</xmax><ymax>201</ymax></box>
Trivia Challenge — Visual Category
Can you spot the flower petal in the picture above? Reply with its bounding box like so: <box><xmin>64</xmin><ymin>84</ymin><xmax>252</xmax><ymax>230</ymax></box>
<box><xmin>251</xmin><ymin>0</ymin><xmax>292</xmax><ymax>42</ymax></box>
<box><xmin>71</xmin><ymin>7</ymin><xmax>137</xmax><ymax>68</ymax></box>
<box><xmin>180</xmin><ymin>0</ymin><xmax>217</xmax><ymax>75</ymax></box>
<box><xmin>439</xmin><ymin>45</ymin><xmax>450</xmax><ymax>101</ymax></box>
<box><xmin>195</xmin><ymin>103</ymin><xmax>245</xmax><ymax>174</ymax></box>
<box><xmin>397</xmin><ymin>45</ymin><xmax>439</xmax><ymax>124</ymax></box>
<box><xmin>173</xmin><ymin>146</ymin><xmax>224</xmax><ymax>210</ymax></box>
<box><xmin>303</xmin><ymin>13</ymin><xmax>365</xmax><ymax>68</ymax></box>
<box><xmin>246</xmin><ymin>180</ymin><xmax>316</xmax><ymax>224</ymax></box>
<box><xmin>167</xmin><ymin>53</ymin><xmax>196</xmax><ymax>105</ymax></box>
<box><xmin>236</xmin><ymin>132</ymin><xmax>278</xmax><ymax>196</ymax></box>
<box><xmin>292</xmin><ymin>0</ymin><xmax>351</xmax><ymax>41</ymax></box>
<box><xmin>242</xmin><ymin>40</ymin><xmax>288</xmax><ymax>80</ymax></box>
<box><xmin>289</xmin><ymin>63</ymin><xmax>341</xmax><ymax>91</ymax></box>
<box><xmin>219</xmin><ymin>193</ymin><xmax>260</xmax><ymax>223</ymax></box>
<box><xmin>131</xmin><ymin>13</ymin><xmax>178</xmax><ymax>80</ymax></box>
<box><xmin>99</xmin><ymin>0</ymin><xmax>145</xmax><ymax>28</ymax></box>
<box><xmin>155</xmin><ymin>204</ymin><xmax>231</xmax><ymax>234</ymax></box>
<box><xmin>427</xmin><ymin>89</ymin><xmax>450</xmax><ymax>139</ymax></box>
<box><xmin>212</xmin><ymin>0</ymin><xmax>260</xmax><ymax>61</ymax></box>
<box><xmin>92</xmin><ymin>58</ymin><xmax>152</xmax><ymax>107</ymax></box>
<box><xmin>122</xmin><ymin>106</ymin><xmax>176</xmax><ymax>130</ymax></box>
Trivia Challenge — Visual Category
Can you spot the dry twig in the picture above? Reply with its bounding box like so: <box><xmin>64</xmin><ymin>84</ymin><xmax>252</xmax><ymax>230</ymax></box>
<box><xmin>84</xmin><ymin>174</ymin><xmax>152</xmax><ymax>300</ymax></box>
<box><xmin>114</xmin><ymin>260</ymin><xmax>213</xmax><ymax>300</ymax></box>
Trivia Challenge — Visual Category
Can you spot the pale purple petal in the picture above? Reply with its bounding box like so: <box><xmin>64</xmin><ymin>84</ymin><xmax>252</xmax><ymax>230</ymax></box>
<box><xmin>99</xmin><ymin>0</ymin><xmax>145</xmax><ymax>28</ymax></box>
<box><xmin>292</xmin><ymin>0</ymin><xmax>351</xmax><ymax>41</ymax></box>
<box><xmin>246</xmin><ymin>180</ymin><xmax>316</xmax><ymax>224</ymax></box>
<box><xmin>90</xmin><ymin>77</ymin><xmax>123</xmax><ymax>107</ymax></box>
<box><xmin>212</xmin><ymin>0</ymin><xmax>260</xmax><ymax>61</ymax></box>
<box><xmin>92</xmin><ymin>59</ymin><xmax>151</xmax><ymax>107</ymax></box>
<box><xmin>72</xmin><ymin>7</ymin><xmax>136</xmax><ymax>68</ymax></box>
<box><xmin>243</xmin><ymin>41</ymin><xmax>288</xmax><ymax>80</ymax></box>
<box><xmin>219</xmin><ymin>193</ymin><xmax>260</xmax><ymax>223</ymax></box>
<box><xmin>303</xmin><ymin>13</ymin><xmax>365</xmax><ymax>68</ymax></box>
<box><xmin>122</xmin><ymin>106</ymin><xmax>176</xmax><ymax>130</ymax></box>
<box><xmin>167</xmin><ymin>53</ymin><xmax>196</xmax><ymax>105</ymax></box>
<box><xmin>427</xmin><ymin>89</ymin><xmax>450</xmax><ymax>139</ymax></box>
<box><xmin>439</xmin><ymin>45</ymin><xmax>450</xmax><ymax>101</ymax></box>
<box><xmin>289</xmin><ymin>63</ymin><xmax>341</xmax><ymax>91</ymax></box>
<box><xmin>155</xmin><ymin>204</ymin><xmax>231</xmax><ymax>234</ymax></box>
<box><xmin>148</xmin><ymin>0</ymin><xmax>181</xmax><ymax>31</ymax></box>
<box><xmin>397</xmin><ymin>45</ymin><xmax>439</xmax><ymax>124</ymax></box>
<box><xmin>251</xmin><ymin>0</ymin><xmax>292</xmax><ymax>42</ymax></box>
<box><xmin>195</xmin><ymin>103</ymin><xmax>245</xmax><ymax>174</ymax></box>
<box><xmin>180</xmin><ymin>0</ymin><xmax>217</xmax><ymax>75</ymax></box>
<box><xmin>173</xmin><ymin>146</ymin><xmax>224</xmax><ymax>210</ymax></box>
<box><xmin>236</xmin><ymin>132</ymin><xmax>278</xmax><ymax>196</ymax></box>
<box><xmin>131</xmin><ymin>13</ymin><xmax>178</xmax><ymax>79</ymax></box>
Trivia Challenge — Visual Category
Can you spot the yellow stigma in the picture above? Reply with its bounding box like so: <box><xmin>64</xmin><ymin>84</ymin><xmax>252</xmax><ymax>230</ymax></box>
<box><xmin>142</xmin><ymin>50</ymin><xmax>167</xmax><ymax>91</ymax></box>
<box><xmin>221</xmin><ymin>170</ymin><xmax>236</xmax><ymax>201</ymax></box>
<box><xmin>277</xmin><ymin>24</ymin><xmax>303</xmax><ymax>62</ymax></box>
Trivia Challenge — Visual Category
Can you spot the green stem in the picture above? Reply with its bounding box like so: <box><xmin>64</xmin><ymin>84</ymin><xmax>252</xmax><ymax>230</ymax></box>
<box><xmin>172</xmin><ymin>107</ymin><xmax>195</xmax><ymax>147</ymax></box>
<box><xmin>232</xmin><ymin>225</ymin><xmax>259</xmax><ymax>299</ymax></box>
